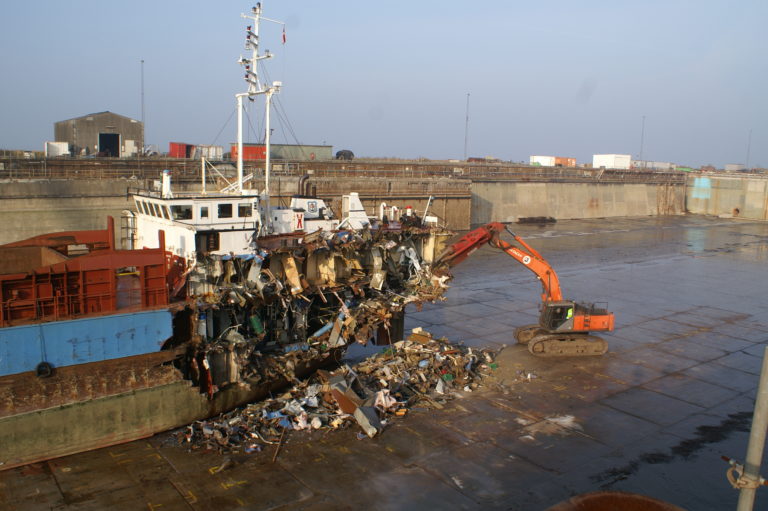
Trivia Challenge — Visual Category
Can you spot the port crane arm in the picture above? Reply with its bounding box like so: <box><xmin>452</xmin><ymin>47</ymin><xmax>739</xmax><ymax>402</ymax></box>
<box><xmin>435</xmin><ymin>222</ymin><xmax>563</xmax><ymax>302</ymax></box>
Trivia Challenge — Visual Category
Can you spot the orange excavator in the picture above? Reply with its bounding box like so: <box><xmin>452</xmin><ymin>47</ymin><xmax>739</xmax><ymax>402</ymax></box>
<box><xmin>434</xmin><ymin>222</ymin><xmax>614</xmax><ymax>357</ymax></box>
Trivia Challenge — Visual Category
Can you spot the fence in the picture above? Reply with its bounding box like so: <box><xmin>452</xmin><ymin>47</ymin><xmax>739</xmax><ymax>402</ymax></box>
<box><xmin>0</xmin><ymin>157</ymin><xmax>693</xmax><ymax>185</ymax></box>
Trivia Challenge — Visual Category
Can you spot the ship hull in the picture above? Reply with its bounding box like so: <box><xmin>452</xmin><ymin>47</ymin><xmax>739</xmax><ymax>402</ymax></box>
<box><xmin>0</xmin><ymin>347</ymin><xmax>341</xmax><ymax>470</ymax></box>
<box><xmin>0</xmin><ymin>309</ymin><xmax>173</xmax><ymax>378</ymax></box>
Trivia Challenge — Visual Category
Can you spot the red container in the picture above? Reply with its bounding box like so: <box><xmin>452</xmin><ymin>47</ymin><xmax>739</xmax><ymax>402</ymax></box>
<box><xmin>554</xmin><ymin>156</ymin><xmax>576</xmax><ymax>167</ymax></box>
<box><xmin>230</xmin><ymin>144</ymin><xmax>267</xmax><ymax>161</ymax></box>
<box><xmin>169</xmin><ymin>142</ymin><xmax>194</xmax><ymax>158</ymax></box>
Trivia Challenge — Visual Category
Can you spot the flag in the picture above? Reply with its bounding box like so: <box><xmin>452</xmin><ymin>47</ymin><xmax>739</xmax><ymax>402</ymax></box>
<box><xmin>282</xmin><ymin>26</ymin><xmax>286</xmax><ymax>44</ymax></box>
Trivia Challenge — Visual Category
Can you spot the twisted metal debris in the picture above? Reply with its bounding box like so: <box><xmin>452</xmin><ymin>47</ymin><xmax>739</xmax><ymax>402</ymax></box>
<box><xmin>172</xmin><ymin>224</ymin><xmax>454</xmax><ymax>397</ymax></box>
<box><xmin>175</xmin><ymin>330</ymin><xmax>498</xmax><ymax>452</ymax></box>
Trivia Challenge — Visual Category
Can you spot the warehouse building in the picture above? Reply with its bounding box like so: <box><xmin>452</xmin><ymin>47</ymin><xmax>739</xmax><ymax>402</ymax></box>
<box><xmin>54</xmin><ymin>111</ymin><xmax>143</xmax><ymax>157</ymax></box>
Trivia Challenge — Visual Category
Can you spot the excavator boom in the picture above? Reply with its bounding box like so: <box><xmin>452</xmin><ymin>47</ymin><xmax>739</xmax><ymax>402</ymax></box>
<box><xmin>436</xmin><ymin>222</ymin><xmax>562</xmax><ymax>302</ymax></box>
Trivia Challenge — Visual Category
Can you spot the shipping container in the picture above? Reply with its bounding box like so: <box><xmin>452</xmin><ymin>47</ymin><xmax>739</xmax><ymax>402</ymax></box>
<box><xmin>530</xmin><ymin>155</ymin><xmax>575</xmax><ymax>167</ymax></box>
<box><xmin>632</xmin><ymin>160</ymin><xmax>675</xmax><ymax>171</ymax></box>
<box><xmin>230</xmin><ymin>144</ymin><xmax>267</xmax><ymax>161</ymax></box>
<box><xmin>593</xmin><ymin>154</ymin><xmax>631</xmax><ymax>170</ymax></box>
<box><xmin>530</xmin><ymin>155</ymin><xmax>556</xmax><ymax>167</ymax></box>
<box><xmin>192</xmin><ymin>145</ymin><xmax>224</xmax><ymax>160</ymax></box>
<box><xmin>169</xmin><ymin>142</ymin><xmax>195</xmax><ymax>158</ymax></box>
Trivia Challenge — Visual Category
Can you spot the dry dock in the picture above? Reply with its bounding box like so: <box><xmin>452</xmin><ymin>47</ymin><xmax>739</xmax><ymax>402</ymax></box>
<box><xmin>2</xmin><ymin>215</ymin><xmax>768</xmax><ymax>510</ymax></box>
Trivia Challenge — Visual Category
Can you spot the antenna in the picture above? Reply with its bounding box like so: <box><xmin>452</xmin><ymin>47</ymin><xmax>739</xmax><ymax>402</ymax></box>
<box><xmin>638</xmin><ymin>115</ymin><xmax>645</xmax><ymax>162</ymax></box>
<box><xmin>745</xmin><ymin>128</ymin><xmax>752</xmax><ymax>170</ymax></box>
<box><xmin>463</xmin><ymin>93</ymin><xmax>470</xmax><ymax>160</ymax></box>
<box><xmin>236</xmin><ymin>3</ymin><xmax>283</xmax><ymax>196</ymax></box>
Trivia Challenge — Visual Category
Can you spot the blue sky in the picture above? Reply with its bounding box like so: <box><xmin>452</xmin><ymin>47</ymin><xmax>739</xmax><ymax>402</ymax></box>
<box><xmin>1</xmin><ymin>1</ymin><xmax>766</xmax><ymax>167</ymax></box>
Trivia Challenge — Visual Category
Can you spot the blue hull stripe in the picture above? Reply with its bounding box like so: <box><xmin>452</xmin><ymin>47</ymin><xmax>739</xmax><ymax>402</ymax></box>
<box><xmin>0</xmin><ymin>309</ymin><xmax>173</xmax><ymax>377</ymax></box>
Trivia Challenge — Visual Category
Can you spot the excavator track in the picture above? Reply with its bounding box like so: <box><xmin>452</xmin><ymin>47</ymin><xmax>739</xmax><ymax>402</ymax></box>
<box><xmin>527</xmin><ymin>333</ymin><xmax>608</xmax><ymax>357</ymax></box>
<box><xmin>514</xmin><ymin>325</ymin><xmax>547</xmax><ymax>345</ymax></box>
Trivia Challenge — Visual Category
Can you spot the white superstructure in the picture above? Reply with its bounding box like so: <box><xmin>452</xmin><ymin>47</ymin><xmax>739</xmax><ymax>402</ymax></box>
<box><xmin>131</xmin><ymin>192</ymin><xmax>260</xmax><ymax>260</ymax></box>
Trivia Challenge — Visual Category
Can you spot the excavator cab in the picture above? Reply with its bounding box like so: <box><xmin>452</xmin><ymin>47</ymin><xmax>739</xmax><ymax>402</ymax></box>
<box><xmin>509</xmin><ymin>301</ymin><xmax>614</xmax><ymax>357</ymax></box>
<box><xmin>540</xmin><ymin>301</ymin><xmax>577</xmax><ymax>331</ymax></box>
<box><xmin>540</xmin><ymin>301</ymin><xmax>614</xmax><ymax>334</ymax></box>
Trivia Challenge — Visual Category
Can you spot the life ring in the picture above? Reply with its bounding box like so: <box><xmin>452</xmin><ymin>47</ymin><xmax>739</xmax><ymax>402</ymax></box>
<box><xmin>309</xmin><ymin>152</ymin><xmax>316</xmax><ymax>160</ymax></box>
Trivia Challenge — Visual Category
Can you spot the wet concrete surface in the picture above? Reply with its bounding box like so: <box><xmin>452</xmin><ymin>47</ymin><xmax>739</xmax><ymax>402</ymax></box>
<box><xmin>3</xmin><ymin>215</ymin><xmax>768</xmax><ymax>510</ymax></box>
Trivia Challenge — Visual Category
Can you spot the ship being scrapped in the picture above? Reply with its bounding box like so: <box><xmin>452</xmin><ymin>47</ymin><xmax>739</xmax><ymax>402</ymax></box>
<box><xmin>0</xmin><ymin>182</ymin><xmax>452</xmax><ymax>469</ymax></box>
<box><xmin>0</xmin><ymin>2</ymin><xmax>453</xmax><ymax>469</ymax></box>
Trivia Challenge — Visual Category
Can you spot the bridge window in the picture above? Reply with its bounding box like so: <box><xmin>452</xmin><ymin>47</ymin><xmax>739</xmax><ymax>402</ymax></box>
<box><xmin>200</xmin><ymin>206</ymin><xmax>209</xmax><ymax>218</ymax></box>
<box><xmin>238</xmin><ymin>203</ymin><xmax>252</xmax><ymax>217</ymax></box>
<box><xmin>218</xmin><ymin>203</ymin><xmax>233</xmax><ymax>218</ymax></box>
<box><xmin>151</xmin><ymin>203</ymin><xmax>161</xmax><ymax>217</ymax></box>
<box><xmin>170</xmin><ymin>204</ymin><xmax>193</xmax><ymax>220</ymax></box>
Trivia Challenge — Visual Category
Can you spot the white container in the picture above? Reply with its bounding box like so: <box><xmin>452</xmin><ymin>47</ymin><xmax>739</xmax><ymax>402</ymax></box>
<box><xmin>530</xmin><ymin>155</ymin><xmax>556</xmax><ymax>167</ymax></box>
<box><xmin>44</xmin><ymin>141</ymin><xmax>69</xmax><ymax>157</ymax></box>
<box><xmin>195</xmin><ymin>145</ymin><xmax>224</xmax><ymax>160</ymax></box>
<box><xmin>593</xmin><ymin>154</ymin><xmax>631</xmax><ymax>170</ymax></box>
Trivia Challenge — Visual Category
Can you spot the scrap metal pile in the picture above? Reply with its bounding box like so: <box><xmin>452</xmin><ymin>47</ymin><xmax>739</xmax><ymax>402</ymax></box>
<box><xmin>174</xmin><ymin>226</ymin><xmax>455</xmax><ymax>397</ymax></box>
<box><xmin>174</xmin><ymin>329</ymin><xmax>498</xmax><ymax>452</ymax></box>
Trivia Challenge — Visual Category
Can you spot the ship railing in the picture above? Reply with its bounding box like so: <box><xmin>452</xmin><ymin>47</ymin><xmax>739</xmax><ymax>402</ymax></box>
<box><xmin>1</xmin><ymin>287</ymin><xmax>168</xmax><ymax>328</ymax></box>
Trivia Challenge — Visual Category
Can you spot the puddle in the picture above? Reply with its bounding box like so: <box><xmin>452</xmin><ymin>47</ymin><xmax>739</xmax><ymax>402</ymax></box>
<box><xmin>590</xmin><ymin>411</ymin><xmax>752</xmax><ymax>488</ymax></box>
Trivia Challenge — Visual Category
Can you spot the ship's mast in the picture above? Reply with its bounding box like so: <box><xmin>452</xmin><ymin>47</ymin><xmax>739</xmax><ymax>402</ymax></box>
<box><xmin>237</xmin><ymin>2</ymin><xmax>282</xmax><ymax>199</ymax></box>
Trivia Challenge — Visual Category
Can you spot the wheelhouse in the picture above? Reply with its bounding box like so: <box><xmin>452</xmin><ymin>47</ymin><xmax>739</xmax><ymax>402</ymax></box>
<box><xmin>132</xmin><ymin>193</ymin><xmax>261</xmax><ymax>261</ymax></box>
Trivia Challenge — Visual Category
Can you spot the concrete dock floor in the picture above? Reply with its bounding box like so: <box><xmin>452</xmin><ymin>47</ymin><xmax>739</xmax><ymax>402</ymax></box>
<box><xmin>2</xmin><ymin>215</ymin><xmax>768</xmax><ymax>511</ymax></box>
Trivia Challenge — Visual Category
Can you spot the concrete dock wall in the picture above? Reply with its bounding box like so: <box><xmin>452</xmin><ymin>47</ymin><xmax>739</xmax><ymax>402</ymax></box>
<box><xmin>0</xmin><ymin>176</ymin><xmax>471</xmax><ymax>245</ymax></box>
<box><xmin>3</xmin><ymin>173</ymin><xmax>766</xmax><ymax>246</ymax></box>
<box><xmin>470</xmin><ymin>181</ymin><xmax>685</xmax><ymax>225</ymax></box>
<box><xmin>0</xmin><ymin>179</ymin><xmax>136</xmax><ymax>246</ymax></box>
<box><xmin>686</xmin><ymin>174</ymin><xmax>768</xmax><ymax>220</ymax></box>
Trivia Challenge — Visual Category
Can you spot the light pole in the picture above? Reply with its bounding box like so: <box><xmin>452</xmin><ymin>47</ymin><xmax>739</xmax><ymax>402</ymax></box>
<box><xmin>463</xmin><ymin>93</ymin><xmax>470</xmax><ymax>161</ymax></box>
<box><xmin>141</xmin><ymin>59</ymin><xmax>145</xmax><ymax>154</ymax></box>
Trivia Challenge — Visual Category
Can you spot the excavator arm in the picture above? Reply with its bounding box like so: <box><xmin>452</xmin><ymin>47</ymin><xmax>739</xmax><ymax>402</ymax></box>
<box><xmin>435</xmin><ymin>222</ymin><xmax>563</xmax><ymax>303</ymax></box>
